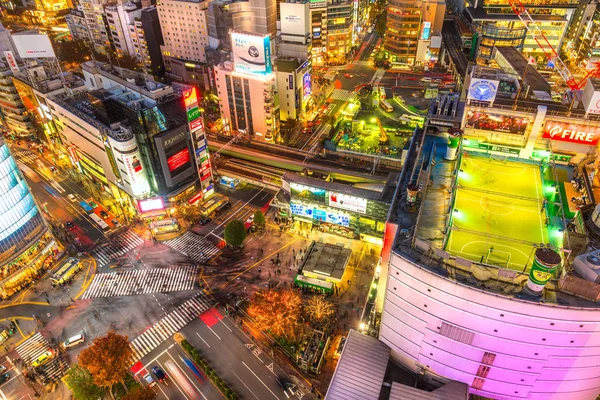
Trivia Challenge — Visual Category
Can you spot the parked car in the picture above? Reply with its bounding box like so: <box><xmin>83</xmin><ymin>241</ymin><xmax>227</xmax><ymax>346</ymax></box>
<box><xmin>61</xmin><ymin>333</ymin><xmax>85</xmax><ymax>349</ymax></box>
<box><xmin>65</xmin><ymin>221</ymin><xmax>76</xmax><ymax>230</ymax></box>
<box><xmin>67</xmin><ymin>194</ymin><xmax>77</xmax><ymax>202</ymax></box>
<box><xmin>199</xmin><ymin>217</ymin><xmax>211</xmax><ymax>226</ymax></box>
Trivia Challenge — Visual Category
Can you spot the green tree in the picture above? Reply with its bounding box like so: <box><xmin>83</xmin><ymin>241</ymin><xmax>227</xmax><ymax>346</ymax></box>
<box><xmin>174</xmin><ymin>204</ymin><xmax>203</xmax><ymax>225</ymax></box>
<box><xmin>64</xmin><ymin>365</ymin><xmax>104</xmax><ymax>400</ymax></box>
<box><xmin>121</xmin><ymin>386</ymin><xmax>158</xmax><ymax>400</ymax></box>
<box><xmin>224</xmin><ymin>220</ymin><xmax>246</xmax><ymax>247</ymax></box>
<box><xmin>375</xmin><ymin>11</ymin><xmax>388</xmax><ymax>38</ymax></box>
<box><xmin>78</xmin><ymin>331</ymin><xmax>133</xmax><ymax>399</ymax></box>
<box><xmin>253</xmin><ymin>210</ymin><xmax>266</xmax><ymax>231</ymax></box>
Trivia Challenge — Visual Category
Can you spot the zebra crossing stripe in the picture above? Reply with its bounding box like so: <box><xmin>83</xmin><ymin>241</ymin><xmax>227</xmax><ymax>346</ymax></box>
<box><xmin>129</xmin><ymin>295</ymin><xmax>213</xmax><ymax>364</ymax></box>
<box><xmin>16</xmin><ymin>333</ymin><xmax>68</xmax><ymax>383</ymax></box>
<box><xmin>163</xmin><ymin>232</ymin><xmax>220</xmax><ymax>264</ymax></box>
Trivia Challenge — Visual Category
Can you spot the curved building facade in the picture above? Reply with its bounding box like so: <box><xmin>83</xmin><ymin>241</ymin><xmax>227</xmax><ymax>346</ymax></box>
<box><xmin>380</xmin><ymin>251</ymin><xmax>600</xmax><ymax>400</ymax></box>
<box><xmin>0</xmin><ymin>137</ymin><xmax>58</xmax><ymax>297</ymax></box>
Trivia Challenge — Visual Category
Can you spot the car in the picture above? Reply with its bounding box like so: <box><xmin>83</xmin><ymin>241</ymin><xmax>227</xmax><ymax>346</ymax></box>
<box><xmin>99</xmin><ymin>210</ymin><xmax>109</xmax><ymax>219</ymax></box>
<box><xmin>61</xmin><ymin>333</ymin><xmax>85</xmax><ymax>349</ymax></box>
<box><xmin>67</xmin><ymin>194</ymin><xmax>77</xmax><ymax>202</ymax></box>
<box><xmin>343</xmin><ymin>73</ymin><xmax>353</xmax><ymax>78</ymax></box>
<box><xmin>111</xmin><ymin>219</ymin><xmax>121</xmax><ymax>227</ymax></box>
<box><xmin>65</xmin><ymin>221</ymin><xmax>76</xmax><ymax>230</ymax></box>
<box><xmin>199</xmin><ymin>217</ymin><xmax>211</xmax><ymax>225</ymax></box>
<box><xmin>0</xmin><ymin>365</ymin><xmax>6</xmax><ymax>374</ymax></box>
<box><xmin>245</xmin><ymin>214</ymin><xmax>254</xmax><ymax>225</ymax></box>
<box><xmin>0</xmin><ymin>372</ymin><xmax>8</xmax><ymax>384</ymax></box>
<box><xmin>49</xmin><ymin>166</ymin><xmax>56</xmax><ymax>173</ymax></box>
<box><xmin>151</xmin><ymin>366</ymin><xmax>167</xmax><ymax>383</ymax></box>
<box><xmin>143</xmin><ymin>373</ymin><xmax>156</xmax><ymax>387</ymax></box>
<box><xmin>302</xmin><ymin>128</ymin><xmax>308</xmax><ymax>134</ymax></box>
<box><xmin>32</xmin><ymin>351</ymin><xmax>54</xmax><ymax>368</ymax></box>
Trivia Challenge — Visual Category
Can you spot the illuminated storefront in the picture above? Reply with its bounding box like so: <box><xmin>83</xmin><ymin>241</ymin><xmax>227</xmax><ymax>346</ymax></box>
<box><xmin>283</xmin><ymin>173</ymin><xmax>394</xmax><ymax>243</ymax></box>
<box><xmin>0</xmin><ymin>139</ymin><xmax>60</xmax><ymax>297</ymax></box>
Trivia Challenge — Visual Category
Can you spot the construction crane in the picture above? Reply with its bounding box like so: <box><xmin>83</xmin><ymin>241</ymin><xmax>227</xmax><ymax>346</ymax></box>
<box><xmin>508</xmin><ymin>0</ymin><xmax>600</xmax><ymax>91</ymax></box>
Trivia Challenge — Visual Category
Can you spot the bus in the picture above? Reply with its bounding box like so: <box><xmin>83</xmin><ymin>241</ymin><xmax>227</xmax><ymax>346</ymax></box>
<box><xmin>379</xmin><ymin>86</ymin><xmax>387</xmax><ymax>99</ymax></box>
<box><xmin>89</xmin><ymin>213</ymin><xmax>110</xmax><ymax>231</ymax></box>
<box><xmin>380</xmin><ymin>99</ymin><xmax>394</xmax><ymax>112</ymax></box>
<box><xmin>294</xmin><ymin>274</ymin><xmax>333</xmax><ymax>294</ymax></box>
<box><xmin>200</xmin><ymin>197</ymin><xmax>230</xmax><ymax>216</ymax></box>
<box><xmin>405</xmin><ymin>114</ymin><xmax>425</xmax><ymax>126</ymax></box>
<box><xmin>51</xmin><ymin>257</ymin><xmax>82</xmax><ymax>286</ymax></box>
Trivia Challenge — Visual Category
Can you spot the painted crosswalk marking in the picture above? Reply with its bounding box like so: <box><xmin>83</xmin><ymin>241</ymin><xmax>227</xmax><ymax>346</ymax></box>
<box><xmin>92</xmin><ymin>229</ymin><xmax>145</xmax><ymax>267</ymax></box>
<box><xmin>163</xmin><ymin>231</ymin><xmax>219</xmax><ymax>264</ymax></box>
<box><xmin>13</xmin><ymin>150</ymin><xmax>38</xmax><ymax>164</ymax></box>
<box><xmin>15</xmin><ymin>332</ymin><xmax>68</xmax><ymax>384</ymax></box>
<box><xmin>129</xmin><ymin>295</ymin><xmax>213</xmax><ymax>363</ymax></box>
<box><xmin>82</xmin><ymin>266</ymin><xmax>198</xmax><ymax>299</ymax></box>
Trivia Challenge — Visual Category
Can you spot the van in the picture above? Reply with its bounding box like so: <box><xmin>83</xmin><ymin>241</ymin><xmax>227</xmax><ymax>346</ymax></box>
<box><xmin>61</xmin><ymin>333</ymin><xmax>85</xmax><ymax>349</ymax></box>
<box><xmin>32</xmin><ymin>351</ymin><xmax>54</xmax><ymax>368</ymax></box>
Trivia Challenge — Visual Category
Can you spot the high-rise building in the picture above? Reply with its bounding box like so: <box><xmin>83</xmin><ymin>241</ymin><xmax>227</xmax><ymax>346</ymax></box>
<box><xmin>0</xmin><ymin>136</ymin><xmax>59</xmax><ymax>298</ymax></box>
<box><xmin>461</xmin><ymin>0</ymin><xmax>579</xmax><ymax>63</ymax></box>
<box><xmin>66</xmin><ymin>7</ymin><xmax>92</xmax><ymax>42</ymax></box>
<box><xmin>276</xmin><ymin>57</ymin><xmax>311</xmax><ymax>121</ymax></box>
<box><xmin>384</xmin><ymin>0</ymin><xmax>445</xmax><ymax>65</ymax></box>
<box><xmin>563</xmin><ymin>0</ymin><xmax>600</xmax><ymax>71</ymax></box>
<box><xmin>309</xmin><ymin>4</ymin><xmax>327</xmax><ymax>65</ymax></box>
<box><xmin>105</xmin><ymin>1</ymin><xmax>142</xmax><ymax>59</ymax></box>
<box><xmin>135</xmin><ymin>6</ymin><xmax>164</xmax><ymax>75</ymax></box>
<box><xmin>80</xmin><ymin>0</ymin><xmax>112</xmax><ymax>54</ymax></box>
<box><xmin>0</xmin><ymin>63</ymin><xmax>35</xmax><ymax>138</ymax></box>
<box><xmin>326</xmin><ymin>0</ymin><xmax>354</xmax><ymax>64</ymax></box>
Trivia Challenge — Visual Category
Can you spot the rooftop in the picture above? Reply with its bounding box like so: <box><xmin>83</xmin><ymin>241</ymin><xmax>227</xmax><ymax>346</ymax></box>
<box><xmin>494</xmin><ymin>46</ymin><xmax>551</xmax><ymax>93</ymax></box>
<box><xmin>300</xmin><ymin>241</ymin><xmax>351</xmax><ymax>282</ymax></box>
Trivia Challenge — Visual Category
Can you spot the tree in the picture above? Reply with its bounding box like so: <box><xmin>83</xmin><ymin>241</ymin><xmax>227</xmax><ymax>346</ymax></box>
<box><xmin>248</xmin><ymin>290</ymin><xmax>302</xmax><ymax>339</ymax></box>
<box><xmin>121</xmin><ymin>386</ymin><xmax>157</xmax><ymax>400</ymax></box>
<box><xmin>64</xmin><ymin>365</ymin><xmax>104</xmax><ymax>400</ymax></box>
<box><xmin>174</xmin><ymin>203</ymin><xmax>203</xmax><ymax>225</ymax></box>
<box><xmin>78</xmin><ymin>331</ymin><xmax>133</xmax><ymax>399</ymax></box>
<box><xmin>253</xmin><ymin>210</ymin><xmax>266</xmax><ymax>232</ymax></box>
<box><xmin>224</xmin><ymin>220</ymin><xmax>246</xmax><ymax>247</ymax></box>
<box><xmin>305</xmin><ymin>296</ymin><xmax>335</xmax><ymax>324</ymax></box>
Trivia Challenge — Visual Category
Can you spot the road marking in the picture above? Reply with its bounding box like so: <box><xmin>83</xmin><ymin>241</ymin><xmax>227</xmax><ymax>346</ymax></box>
<box><xmin>167</xmin><ymin>353</ymin><xmax>207</xmax><ymax>400</ymax></box>
<box><xmin>206</xmin><ymin>188</ymin><xmax>265</xmax><ymax>238</ymax></box>
<box><xmin>133</xmin><ymin>343</ymin><xmax>175</xmax><ymax>376</ymax></box>
<box><xmin>242</xmin><ymin>361</ymin><xmax>280</xmax><ymax>400</ymax></box>
<box><xmin>266</xmin><ymin>362</ymin><xmax>274</xmax><ymax>373</ymax></box>
<box><xmin>195</xmin><ymin>332</ymin><xmax>211</xmax><ymax>348</ymax></box>
<box><xmin>206</xmin><ymin>325</ymin><xmax>221</xmax><ymax>340</ymax></box>
<box><xmin>232</xmin><ymin>370</ymin><xmax>260</xmax><ymax>400</ymax></box>
<box><xmin>220</xmin><ymin>319</ymin><xmax>233</xmax><ymax>332</ymax></box>
<box><xmin>156</xmin><ymin>358</ymin><xmax>190</xmax><ymax>400</ymax></box>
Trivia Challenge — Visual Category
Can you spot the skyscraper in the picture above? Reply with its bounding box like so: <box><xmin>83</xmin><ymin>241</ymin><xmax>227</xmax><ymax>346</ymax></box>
<box><xmin>0</xmin><ymin>137</ymin><xmax>59</xmax><ymax>297</ymax></box>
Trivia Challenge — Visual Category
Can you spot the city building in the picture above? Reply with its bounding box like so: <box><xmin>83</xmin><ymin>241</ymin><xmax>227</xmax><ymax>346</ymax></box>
<box><xmin>157</xmin><ymin>0</ymin><xmax>211</xmax><ymax>85</ymax></box>
<box><xmin>460</xmin><ymin>0</ymin><xmax>579</xmax><ymax>63</ymax></box>
<box><xmin>79</xmin><ymin>62</ymin><xmax>201</xmax><ymax>209</ymax></box>
<box><xmin>133</xmin><ymin>6</ymin><xmax>164</xmax><ymax>75</ymax></box>
<box><xmin>275</xmin><ymin>57</ymin><xmax>311</xmax><ymax>121</ymax></box>
<box><xmin>282</xmin><ymin>171</ymin><xmax>396</xmax><ymax>243</ymax></box>
<box><xmin>18</xmin><ymin>0</ymin><xmax>73</xmax><ymax>26</ymax></box>
<box><xmin>105</xmin><ymin>1</ymin><xmax>141</xmax><ymax>59</ymax></box>
<box><xmin>0</xmin><ymin>62</ymin><xmax>36</xmax><ymax>138</ymax></box>
<box><xmin>563</xmin><ymin>0</ymin><xmax>600</xmax><ymax>71</ymax></box>
<box><xmin>79</xmin><ymin>0</ymin><xmax>112</xmax><ymax>54</ymax></box>
<box><xmin>326</xmin><ymin>0</ymin><xmax>354</xmax><ymax>64</ymax></box>
<box><xmin>309</xmin><ymin>4</ymin><xmax>327</xmax><ymax>65</ymax></box>
<box><xmin>384</xmin><ymin>0</ymin><xmax>445</xmax><ymax>65</ymax></box>
<box><xmin>278</xmin><ymin>1</ymin><xmax>311</xmax><ymax>59</ymax></box>
<box><xmin>214</xmin><ymin>60</ymin><xmax>279</xmax><ymax>141</ymax></box>
<box><xmin>375</xmin><ymin>61</ymin><xmax>600</xmax><ymax>400</ymax></box>
<box><xmin>66</xmin><ymin>7</ymin><xmax>92</xmax><ymax>42</ymax></box>
<box><xmin>0</xmin><ymin>136</ymin><xmax>60</xmax><ymax>297</ymax></box>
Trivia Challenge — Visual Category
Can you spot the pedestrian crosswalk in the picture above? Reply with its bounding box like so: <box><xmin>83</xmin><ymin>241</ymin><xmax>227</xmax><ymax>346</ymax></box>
<box><xmin>163</xmin><ymin>231</ymin><xmax>219</xmax><ymax>264</ymax></box>
<box><xmin>12</xmin><ymin>150</ymin><xmax>38</xmax><ymax>164</ymax></box>
<box><xmin>129</xmin><ymin>294</ymin><xmax>213</xmax><ymax>363</ymax></box>
<box><xmin>16</xmin><ymin>332</ymin><xmax>68</xmax><ymax>384</ymax></box>
<box><xmin>329</xmin><ymin>89</ymin><xmax>357</xmax><ymax>102</ymax></box>
<box><xmin>92</xmin><ymin>229</ymin><xmax>145</xmax><ymax>267</ymax></box>
<box><xmin>82</xmin><ymin>266</ymin><xmax>199</xmax><ymax>299</ymax></box>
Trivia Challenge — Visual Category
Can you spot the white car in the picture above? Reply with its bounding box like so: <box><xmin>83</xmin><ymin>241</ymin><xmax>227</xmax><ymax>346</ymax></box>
<box><xmin>67</xmin><ymin>194</ymin><xmax>77</xmax><ymax>202</ymax></box>
<box><xmin>143</xmin><ymin>373</ymin><xmax>156</xmax><ymax>387</ymax></box>
<box><xmin>61</xmin><ymin>333</ymin><xmax>85</xmax><ymax>349</ymax></box>
<box><xmin>245</xmin><ymin>214</ymin><xmax>255</xmax><ymax>225</ymax></box>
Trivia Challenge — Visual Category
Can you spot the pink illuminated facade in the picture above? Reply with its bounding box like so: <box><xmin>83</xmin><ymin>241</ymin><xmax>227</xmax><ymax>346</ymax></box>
<box><xmin>380</xmin><ymin>251</ymin><xmax>600</xmax><ymax>400</ymax></box>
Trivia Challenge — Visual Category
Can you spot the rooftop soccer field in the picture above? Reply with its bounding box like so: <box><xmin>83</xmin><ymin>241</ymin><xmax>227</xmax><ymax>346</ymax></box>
<box><xmin>445</xmin><ymin>155</ymin><xmax>550</xmax><ymax>270</ymax></box>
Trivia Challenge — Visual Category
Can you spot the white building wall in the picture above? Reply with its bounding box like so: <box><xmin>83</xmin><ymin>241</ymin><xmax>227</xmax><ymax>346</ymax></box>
<box><xmin>157</xmin><ymin>0</ymin><xmax>209</xmax><ymax>63</ymax></box>
<box><xmin>381</xmin><ymin>251</ymin><xmax>600</xmax><ymax>400</ymax></box>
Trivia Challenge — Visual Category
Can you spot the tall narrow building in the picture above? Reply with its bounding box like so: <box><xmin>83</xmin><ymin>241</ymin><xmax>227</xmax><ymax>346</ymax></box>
<box><xmin>384</xmin><ymin>0</ymin><xmax>422</xmax><ymax>64</ymax></box>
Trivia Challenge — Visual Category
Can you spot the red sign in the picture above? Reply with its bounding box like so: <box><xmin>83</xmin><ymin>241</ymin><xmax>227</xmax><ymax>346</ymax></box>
<box><xmin>188</xmin><ymin>192</ymin><xmax>203</xmax><ymax>204</ymax></box>
<box><xmin>167</xmin><ymin>149</ymin><xmax>190</xmax><ymax>171</ymax></box>
<box><xmin>190</xmin><ymin>118</ymin><xmax>203</xmax><ymax>132</ymax></box>
<box><xmin>542</xmin><ymin>120</ymin><xmax>600</xmax><ymax>145</ymax></box>
<box><xmin>183</xmin><ymin>87</ymin><xmax>198</xmax><ymax>108</ymax></box>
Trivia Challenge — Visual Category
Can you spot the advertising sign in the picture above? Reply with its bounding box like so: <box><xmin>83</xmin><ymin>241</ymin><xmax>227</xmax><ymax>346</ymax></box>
<box><xmin>4</xmin><ymin>51</ymin><xmax>18</xmax><ymax>73</ymax></box>
<box><xmin>328</xmin><ymin>192</ymin><xmax>367</xmax><ymax>214</ymax></box>
<box><xmin>231</xmin><ymin>31</ymin><xmax>272</xmax><ymax>74</ymax></box>
<box><xmin>12</xmin><ymin>34</ymin><xmax>56</xmax><ymax>59</ymax></box>
<box><xmin>183</xmin><ymin>87</ymin><xmax>199</xmax><ymax>109</ymax></box>
<box><xmin>280</xmin><ymin>2</ymin><xmax>309</xmax><ymax>36</ymax></box>
<box><xmin>421</xmin><ymin>21</ymin><xmax>431</xmax><ymax>40</ymax></box>
<box><xmin>581</xmin><ymin>83</ymin><xmax>600</xmax><ymax>115</ymax></box>
<box><xmin>467</xmin><ymin>78</ymin><xmax>499</xmax><ymax>102</ymax></box>
<box><xmin>465</xmin><ymin>111</ymin><xmax>530</xmax><ymax>135</ymax></box>
<box><xmin>167</xmin><ymin>149</ymin><xmax>190</xmax><ymax>171</ymax></box>
<box><xmin>190</xmin><ymin>119</ymin><xmax>203</xmax><ymax>132</ymax></box>
<box><xmin>290</xmin><ymin>183</ymin><xmax>326</xmax><ymax>202</ymax></box>
<box><xmin>138</xmin><ymin>198</ymin><xmax>164</xmax><ymax>212</ymax></box>
<box><xmin>542</xmin><ymin>120</ymin><xmax>600</xmax><ymax>145</ymax></box>
<box><xmin>303</xmin><ymin>72</ymin><xmax>311</xmax><ymax>97</ymax></box>
<box><xmin>187</xmin><ymin>108</ymin><xmax>201</xmax><ymax>121</ymax></box>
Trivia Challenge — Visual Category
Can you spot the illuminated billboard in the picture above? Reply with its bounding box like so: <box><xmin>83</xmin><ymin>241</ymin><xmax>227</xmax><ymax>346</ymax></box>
<box><xmin>138</xmin><ymin>198</ymin><xmax>164</xmax><ymax>212</ymax></box>
<box><xmin>467</xmin><ymin>78</ymin><xmax>499</xmax><ymax>102</ymax></box>
<box><xmin>303</xmin><ymin>72</ymin><xmax>311</xmax><ymax>98</ymax></box>
<box><xmin>290</xmin><ymin>203</ymin><xmax>350</xmax><ymax>227</ymax></box>
<box><xmin>542</xmin><ymin>120</ymin><xmax>600</xmax><ymax>145</ymax></box>
<box><xmin>167</xmin><ymin>149</ymin><xmax>191</xmax><ymax>171</ymax></box>
<box><xmin>290</xmin><ymin>183</ymin><xmax>326</xmax><ymax>202</ymax></box>
<box><xmin>421</xmin><ymin>21</ymin><xmax>431</xmax><ymax>40</ymax></box>
<box><xmin>12</xmin><ymin>34</ymin><xmax>55</xmax><ymax>59</ymax></box>
<box><xmin>328</xmin><ymin>192</ymin><xmax>367</xmax><ymax>214</ymax></box>
<box><xmin>465</xmin><ymin>111</ymin><xmax>530</xmax><ymax>135</ymax></box>
<box><xmin>231</xmin><ymin>31</ymin><xmax>272</xmax><ymax>74</ymax></box>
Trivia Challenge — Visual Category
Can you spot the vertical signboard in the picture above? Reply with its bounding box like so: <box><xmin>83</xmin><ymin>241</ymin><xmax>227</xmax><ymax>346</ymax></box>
<box><xmin>184</xmin><ymin>87</ymin><xmax>214</xmax><ymax>199</ymax></box>
<box><xmin>4</xmin><ymin>51</ymin><xmax>19</xmax><ymax>73</ymax></box>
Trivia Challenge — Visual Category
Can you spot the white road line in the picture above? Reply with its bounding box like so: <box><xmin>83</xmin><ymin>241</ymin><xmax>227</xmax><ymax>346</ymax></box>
<box><xmin>232</xmin><ymin>370</ymin><xmax>260</xmax><ymax>400</ymax></box>
<box><xmin>220</xmin><ymin>319</ymin><xmax>233</xmax><ymax>332</ymax></box>
<box><xmin>242</xmin><ymin>361</ymin><xmax>280</xmax><ymax>400</ymax></box>
<box><xmin>206</xmin><ymin>325</ymin><xmax>221</xmax><ymax>340</ymax></box>
<box><xmin>195</xmin><ymin>332</ymin><xmax>211</xmax><ymax>348</ymax></box>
